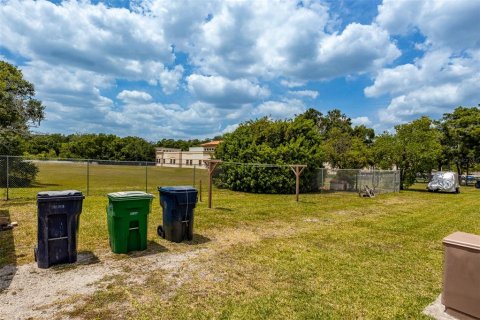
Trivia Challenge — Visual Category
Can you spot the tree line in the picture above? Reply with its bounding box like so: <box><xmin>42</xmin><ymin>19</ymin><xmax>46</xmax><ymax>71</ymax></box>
<box><xmin>216</xmin><ymin>106</ymin><xmax>480</xmax><ymax>191</ymax></box>
<box><xmin>22</xmin><ymin>134</ymin><xmax>214</xmax><ymax>162</ymax></box>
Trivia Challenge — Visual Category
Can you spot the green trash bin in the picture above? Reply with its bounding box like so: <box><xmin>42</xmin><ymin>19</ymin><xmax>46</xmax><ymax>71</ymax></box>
<box><xmin>107</xmin><ymin>191</ymin><xmax>154</xmax><ymax>254</ymax></box>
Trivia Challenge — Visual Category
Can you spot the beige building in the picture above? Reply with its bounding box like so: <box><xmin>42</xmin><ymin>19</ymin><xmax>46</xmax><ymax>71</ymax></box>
<box><xmin>155</xmin><ymin>141</ymin><xmax>221</xmax><ymax>168</ymax></box>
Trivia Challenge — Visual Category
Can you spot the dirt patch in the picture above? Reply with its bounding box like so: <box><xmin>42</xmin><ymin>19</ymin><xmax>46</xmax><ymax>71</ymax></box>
<box><xmin>0</xmin><ymin>249</ymin><xmax>206</xmax><ymax>320</ymax></box>
<box><xmin>334</xmin><ymin>210</ymin><xmax>357</xmax><ymax>215</ymax></box>
<box><xmin>0</xmin><ymin>221</ymin><xmax>328</xmax><ymax>319</ymax></box>
<box><xmin>378</xmin><ymin>197</ymin><xmax>408</xmax><ymax>205</ymax></box>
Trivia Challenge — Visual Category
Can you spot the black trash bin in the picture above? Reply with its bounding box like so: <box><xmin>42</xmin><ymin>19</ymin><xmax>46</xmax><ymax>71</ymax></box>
<box><xmin>476</xmin><ymin>180</ymin><xmax>480</xmax><ymax>189</ymax></box>
<box><xmin>35</xmin><ymin>190</ymin><xmax>85</xmax><ymax>268</ymax></box>
<box><xmin>157</xmin><ymin>186</ymin><xmax>198</xmax><ymax>243</ymax></box>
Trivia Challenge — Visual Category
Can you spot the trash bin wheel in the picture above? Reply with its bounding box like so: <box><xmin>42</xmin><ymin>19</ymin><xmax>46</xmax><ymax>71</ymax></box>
<box><xmin>157</xmin><ymin>225</ymin><xmax>165</xmax><ymax>238</ymax></box>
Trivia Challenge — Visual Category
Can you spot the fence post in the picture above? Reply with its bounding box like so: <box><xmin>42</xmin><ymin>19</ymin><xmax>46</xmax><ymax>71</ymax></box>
<box><xmin>6</xmin><ymin>155</ymin><xmax>9</xmax><ymax>201</ymax></box>
<box><xmin>204</xmin><ymin>160</ymin><xmax>221</xmax><ymax>208</ymax></box>
<box><xmin>145</xmin><ymin>162</ymin><xmax>148</xmax><ymax>193</ymax></box>
<box><xmin>199</xmin><ymin>179</ymin><xmax>202</xmax><ymax>202</ymax></box>
<box><xmin>355</xmin><ymin>170</ymin><xmax>358</xmax><ymax>192</ymax></box>
<box><xmin>290</xmin><ymin>165</ymin><xmax>306</xmax><ymax>202</ymax></box>
<box><xmin>393</xmin><ymin>171</ymin><xmax>400</xmax><ymax>192</ymax></box>
<box><xmin>86</xmin><ymin>160</ymin><xmax>90</xmax><ymax>196</ymax></box>
<box><xmin>372</xmin><ymin>169</ymin><xmax>375</xmax><ymax>189</ymax></box>
<box><xmin>193</xmin><ymin>165</ymin><xmax>196</xmax><ymax>187</ymax></box>
<box><xmin>319</xmin><ymin>168</ymin><xmax>323</xmax><ymax>192</ymax></box>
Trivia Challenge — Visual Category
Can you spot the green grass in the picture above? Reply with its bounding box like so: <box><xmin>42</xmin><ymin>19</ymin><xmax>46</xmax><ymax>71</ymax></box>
<box><xmin>1</xmin><ymin>162</ymin><xmax>480</xmax><ymax>319</ymax></box>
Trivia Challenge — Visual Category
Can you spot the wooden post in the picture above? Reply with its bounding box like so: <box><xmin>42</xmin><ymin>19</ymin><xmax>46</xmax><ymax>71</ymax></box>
<box><xmin>193</xmin><ymin>165</ymin><xmax>196</xmax><ymax>187</ymax></box>
<box><xmin>5</xmin><ymin>156</ymin><xmax>9</xmax><ymax>201</ymax></box>
<box><xmin>86</xmin><ymin>160</ymin><xmax>90</xmax><ymax>196</ymax></box>
<box><xmin>145</xmin><ymin>162</ymin><xmax>148</xmax><ymax>193</ymax></box>
<box><xmin>204</xmin><ymin>160</ymin><xmax>221</xmax><ymax>208</ymax></box>
<box><xmin>290</xmin><ymin>165</ymin><xmax>307</xmax><ymax>202</ymax></box>
<box><xmin>199</xmin><ymin>179</ymin><xmax>202</xmax><ymax>202</ymax></box>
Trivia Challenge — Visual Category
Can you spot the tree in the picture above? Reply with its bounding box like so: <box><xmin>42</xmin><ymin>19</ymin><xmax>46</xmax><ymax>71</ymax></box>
<box><xmin>117</xmin><ymin>136</ymin><xmax>155</xmax><ymax>161</ymax></box>
<box><xmin>155</xmin><ymin>138</ymin><xmax>209</xmax><ymax>151</ymax></box>
<box><xmin>313</xmin><ymin>109</ymin><xmax>374</xmax><ymax>169</ymax></box>
<box><xmin>0</xmin><ymin>61</ymin><xmax>45</xmax><ymax>186</ymax></box>
<box><xmin>322</xmin><ymin>128</ymin><xmax>372</xmax><ymax>169</ymax></box>
<box><xmin>439</xmin><ymin>106</ymin><xmax>480</xmax><ymax>185</ymax></box>
<box><xmin>373</xmin><ymin>116</ymin><xmax>442</xmax><ymax>189</ymax></box>
<box><xmin>214</xmin><ymin>113</ymin><xmax>324</xmax><ymax>193</ymax></box>
<box><xmin>1</xmin><ymin>61</ymin><xmax>45</xmax><ymax>155</ymax></box>
<box><xmin>57</xmin><ymin>134</ymin><xmax>155</xmax><ymax>161</ymax></box>
<box><xmin>23</xmin><ymin>133</ymin><xmax>69</xmax><ymax>158</ymax></box>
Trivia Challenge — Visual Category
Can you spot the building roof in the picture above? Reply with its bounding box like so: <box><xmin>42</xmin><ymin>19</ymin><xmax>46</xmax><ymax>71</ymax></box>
<box><xmin>200</xmin><ymin>140</ymin><xmax>222</xmax><ymax>147</ymax></box>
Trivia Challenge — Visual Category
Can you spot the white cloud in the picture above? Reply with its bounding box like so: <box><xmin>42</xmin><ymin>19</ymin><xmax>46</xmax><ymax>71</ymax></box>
<box><xmin>370</xmin><ymin>0</ymin><xmax>480</xmax><ymax>124</ymax></box>
<box><xmin>0</xmin><ymin>0</ymin><xmax>182</xmax><ymax>94</ymax></box>
<box><xmin>280</xmin><ymin>79</ymin><xmax>307</xmax><ymax>88</ymax></box>
<box><xmin>20</xmin><ymin>62</ymin><xmax>117</xmax><ymax>133</ymax></box>
<box><xmin>288</xmin><ymin>90</ymin><xmax>319</xmax><ymax>99</ymax></box>
<box><xmin>117</xmin><ymin>90</ymin><xmax>153</xmax><ymax>104</ymax></box>
<box><xmin>255</xmin><ymin>99</ymin><xmax>306</xmax><ymax>120</ymax></box>
<box><xmin>191</xmin><ymin>1</ymin><xmax>399</xmax><ymax>80</ymax></box>
<box><xmin>222</xmin><ymin>123</ymin><xmax>239</xmax><ymax>134</ymax></box>
<box><xmin>351</xmin><ymin>116</ymin><xmax>371</xmax><ymax>126</ymax></box>
<box><xmin>377</xmin><ymin>0</ymin><xmax>480</xmax><ymax>51</ymax></box>
<box><xmin>158</xmin><ymin>65</ymin><xmax>184</xmax><ymax>95</ymax></box>
<box><xmin>187</xmin><ymin>74</ymin><xmax>270</xmax><ymax>107</ymax></box>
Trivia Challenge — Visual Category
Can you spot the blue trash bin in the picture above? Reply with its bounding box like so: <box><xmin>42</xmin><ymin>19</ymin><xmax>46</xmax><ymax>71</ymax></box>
<box><xmin>157</xmin><ymin>186</ymin><xmax>198</xmax><ymax>243</ymax></box>
<box><xmin>35</xmin><ymin>190</ymin><xmax>84</xmax><ymax>268</ymax></box>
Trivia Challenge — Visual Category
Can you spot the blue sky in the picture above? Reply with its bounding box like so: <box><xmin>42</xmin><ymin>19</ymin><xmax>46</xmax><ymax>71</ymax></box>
<box><xmin>1</xmin><ymin>0</ymin><xmax>479</xmax><ymax>140</ymax></box>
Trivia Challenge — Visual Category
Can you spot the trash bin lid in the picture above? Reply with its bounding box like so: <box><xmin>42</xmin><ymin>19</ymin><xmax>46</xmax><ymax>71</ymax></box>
<box><xmin>443</xmin><ymin>232</ymin><xmax>480</xmax><ymax>251</ymax></box>
<box><xmin>107</xmin><ymin>191</ymin><xmax>154</xmax><ymax>201</ymax></box>
<box><xmin>158</xmin><ymin>186</ymin><xmax>197</xmax><ymax>193</ymax></box>
<box><xmin>37</xmin><ymin>190</ymin><xmax>83</xmax><ymax>198</ymax></box>
<box><xmin>37</xmin><ymin>190</ymin><xmax>84</xmax><ymax>202</ymax></box>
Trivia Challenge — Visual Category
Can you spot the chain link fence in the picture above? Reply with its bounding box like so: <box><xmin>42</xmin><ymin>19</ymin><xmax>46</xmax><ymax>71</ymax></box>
<box><xmin>1</xmin><ymin>156</ymin><xmax>400</xmax><ymax>201</ymax></box>
<box><xmin>316</xmin><ymin>168</ymin><xmax>400</xmax><ymax>194</ymax></box>
<box><xmin>0</xmin><ymin>156</ymin><xmax>208</xmax><ymax>200</ymax></box>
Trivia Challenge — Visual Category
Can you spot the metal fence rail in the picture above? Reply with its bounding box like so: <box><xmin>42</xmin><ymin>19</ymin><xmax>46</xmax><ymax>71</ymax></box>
<box><xmin>1</xmin><ymin>156</ymin><xmax>400</xmax><ymax>201</ymax></box>
<box><xmin>1</xmin><ymin>156</ymin><xmax>207</xmax><ymax>200</ymax></box>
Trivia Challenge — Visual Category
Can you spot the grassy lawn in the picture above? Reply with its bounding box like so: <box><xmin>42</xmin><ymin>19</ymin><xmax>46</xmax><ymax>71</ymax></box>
<box><xmin>1</xmin><ymin>163</ymin><xmax>479</xmax><ymax>319</ymax></box>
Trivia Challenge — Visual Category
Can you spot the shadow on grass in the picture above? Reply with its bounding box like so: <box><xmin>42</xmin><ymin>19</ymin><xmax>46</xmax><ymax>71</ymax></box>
<box><xmin>30</xmin><ymin>182</ymin><xmax>61</xmax><ymax>188</ymax></box>
<box><xmin>404</xmin><ymin>188</ymin><xmax>461</xmax><ymax>194</ymax></box>
<box><xmin>76</xmin><ymin>251</ymin><xmax>101</xmax><ymax>265</ymax></box>
<box><xmin>186</xmin><ymin>233</ymin><xmax>211</xmax><ymax>245</ymax></box>
<box><xmin>402</xmin><ymin>188</ymin><xmax>430</xmax><ymax>193</ymax></box>
<box><xmin>213</xmin><ymin>207</ymin><xmax>233</xmax><ymax>212</ymax></box>
<box><xmin>52</xmin><ymin>251</ymin><xmax>101</xmax><ymax>272</ymax></box>
<box><xmin>0</xmin><ymin>208</ymin><xmax>16</xmax><ymax>292</ymax></box>
<box><xmin>127</xmin><ymin>240</ymin><xmax>168</xmax><ymax>258</ymax></box>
